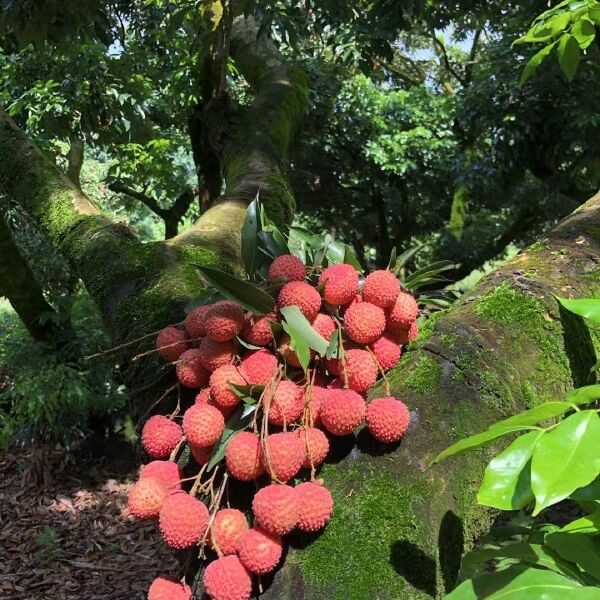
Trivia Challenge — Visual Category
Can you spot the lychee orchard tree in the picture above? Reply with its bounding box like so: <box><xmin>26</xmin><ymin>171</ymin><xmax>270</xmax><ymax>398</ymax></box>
<box><xmin>2</xmin><ymin>1</ymin><xmax>600</xmax><ymax>599</ymax></box>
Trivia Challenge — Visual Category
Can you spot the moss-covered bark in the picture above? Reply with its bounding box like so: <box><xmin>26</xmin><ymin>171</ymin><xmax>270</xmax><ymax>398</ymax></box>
<box><xmin>259</xmin><ymin>192</ymin><xmax>600</xmax><ymax>600</ymax></box>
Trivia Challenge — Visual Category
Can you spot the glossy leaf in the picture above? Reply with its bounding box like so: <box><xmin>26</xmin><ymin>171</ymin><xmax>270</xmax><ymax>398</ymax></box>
<box><xmin>570</xmin><ymin>480</ymin><xmax>600</xmax><ymax>502</ymax></box>
<box><xmin>489</xmin><ymin>401</ymin><xmax>574</xmax><ymax>429</ymax></box>
<box><xmin>195</xmin><ymin>265</ymin><xmax>275</xmax><ymax>315</ymax></box>
<box><xmin>520</xmin><ymin>42</ymin><xmax>557</xmax><ymax>85</ymax></box>
<box><xmin>560</xmin><ymin>509</ymin><xmax>600</xmax><ymax>534</ymax></box>
<box><xmin>546</xmin><ymin>532</ymin><xmax>600</xmax><ymax>582</ymax></box>
<box><xmin>282</xmin><ymin>321</ymin><xmax>310</xmax><ymax>372</ymax></box>
<box><xmin>565</xmin><ymin>385</ymin><xmax>600</xmax><ymax>406</ymax></box>
<box><xmin>207</xmin><ymin>407</ymin><xmax>255</xmax><ymax>471</ymax></box>
<box><xmin>557</xmin><ymin>298</ymin><xmax>600</xmax><ymax>323</ymax></box>
<box><xmin>279</xmin><ymin>306</ymin><xmax>329</xmax><ymax>355</ymax></box>
<box><xmin>241</xmin><ymin>196</ymin><xmax>262</xmax><ymax>276</ymax></box>
<box><xmin>478</xmin><ymin>429</ymin><xmax>544</xmax><ymax>510</ymax></box>
<box><xmin>343</xmin><ymin>244</ymin><xmax>362</xmax><ymax>271</ymax></box>
<box><xmin>531</xmin><ymin>410</ymin><xmax>600</xmax><ymax>515</ymax></box>
<box><xmin>558</xmin><ymin>34</ymin><xmax>581</xmax><ymax>81</ymax></box>
<box><xmin>572</xmin><ymin>18</ymin><xmax>596</xmax><ymax>49</ymax></box>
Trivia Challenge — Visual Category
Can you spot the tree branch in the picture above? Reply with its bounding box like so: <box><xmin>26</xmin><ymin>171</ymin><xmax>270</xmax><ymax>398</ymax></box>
<box><xmin>66</xmin><ymin>135</ymin><xmax>84</xmax><ymax>187</ymax></box>
<box><xmin>431</xmin><ymin>32</ymin><xmax>467</xmax><ymax>86</ymax></box>
<box><xmin>108</xmin><ymin>181</ymin><xmax>167</xmax><ymax>218</ymax></box>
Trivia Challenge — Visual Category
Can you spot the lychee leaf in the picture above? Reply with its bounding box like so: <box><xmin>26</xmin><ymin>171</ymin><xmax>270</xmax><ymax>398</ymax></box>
<box><xmin>282</xmin><ymin>321</ymin><xmax>311</xmax><ymax>373</ymax></box>
<box><xmin>207</xmin><ymin>407</ymin><xmax>255</xmax><ymax>471</ymax></box>
<box><xmin>557</xmin><ymin>297</ymin><xmax>600</xmax><ymax>324</ymax></box>
<box><xmin>241</xmin><ymin>195</ymin><xmax>263</xmax><ymax>277</ymax></box>
<box><xmin>280</xmin><ymin>306</ymin><xmax>329</xmax><ymax>355</ymax></box>
<box><xmin>326</xmin><ymin>329</ymin><xmax>341</xmax><ymax>360</ymax></box>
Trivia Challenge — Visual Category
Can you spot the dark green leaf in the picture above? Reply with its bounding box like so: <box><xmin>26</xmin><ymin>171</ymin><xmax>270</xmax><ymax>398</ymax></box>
<box><xmin>326</xmin><ymin>329</ymin><xmax>340</xmax><ymax>360</ymax></box>
<box><xmin>279</xmin><ymin>306</ymin><xmax>329</xmax><ymax>355</ymax></box>
<box><xmin>236</xmin><ymin>336</ymin><xmax>264</xmax><ymax>351</ymax></box>
<box><xmin>386</xmin><ymin>246</ymin><xmax>397</xmax><ymax>270</ymax></box>
<box><xmin>241</xmin><ymin>195</ymin><xmax>262</xmax><ymax>276</ymax></box>
<box><xmin>258</xmin><ymin>231</ymin><xmax>285</xmax><ymax>258</ymax></box>
<box><xmin>228</xmin><ymin>382</ymin><xmax>264</xmax><ymax>399</ymax></box>
<box><xmin>590</xmin><ymin>7</ymin><xmax>600</xmax><ymax>25</ymax></box>
<box><xmin>195</xmin><ymin>265</ymin><xmax>275</xmax><ymax>315</ymax></box>
<box><xmin>558</xmin><ymin>34</ymin><xmax>581</xmax><ymax>81</ymax></box>
<box><xmin>546</xmin><ymin>532</ymin><xmax>600</xmax><ymax>582</ymax></box>
<box><xmin>490</xmin><ymin>402</ymin><xmax>574</xmax><ymax>429</ymax></box>
<box><xmin>343</xmin><ymin>245</ymin><xmax>362</xmax><ymax>271</ymax></box>
<box><xmin>184</xmin><ymin>290</ymin><xmax>225</xmax><ymax>314</ymax></box>
<box><xmin>393</xmin><ymin>245</ymin><xmax>422</xmax><ymax>273</ymax></box>
<box><xmin>207</xmin><ymin>407</ymin><xmax>255</xmax><ymax>471</ymax></box>
<box><xmin>565</xmin><ymin>385</ymin><xmax>600</xmax><ymax>406</ymax></box>
<box><xmin>520</xmin><ymin>42</ymin><xmax>557</xmax><ymax>85</ymax></box>
<box><xmin>570</xmin><ymin>480</ymin><xmax>600</xmax><ymax>502</ymax></box>
<box><xmin>557</xmin><ymin>298</ymin><xmax>600</xmax><ymax>323</ymax></box>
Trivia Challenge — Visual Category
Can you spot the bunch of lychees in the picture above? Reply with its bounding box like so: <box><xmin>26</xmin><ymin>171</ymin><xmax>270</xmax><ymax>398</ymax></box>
<box><xmin>129</xmin><ymin>256</ymin><xmax>418</xmax><ymax>600</ymax></box>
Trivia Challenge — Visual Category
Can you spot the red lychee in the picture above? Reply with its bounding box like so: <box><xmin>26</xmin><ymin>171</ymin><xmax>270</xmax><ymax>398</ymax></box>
<box><xmin>205</xmin><ymin>301</ymin><xmax>245</xmax><ymax>342</ymax></box>
<box><xmin>252</xmin><ymin>483</ymin><xmax>299</xmax><ymax>535</ymax></box>
<box><xmin>140</xmin><ymin>460</ymin><xmax>182</xmax><ymax>492</ymax></box>
<box><xmin>141</xmin><ymin>415</ymin><xmax>182</xmax><ymax>459</ymax></box>
<box><xmin>226</xmin><ymin>432</ymin><xmax>265</xmax><ymax>481</ymax></box>
<box><xmin>267</xmin><ymin>380</ymin><xmax>304</xmax><ymax>426</ymax></box>
<box><xmin>305</xmin><ymin>385</ymin><xmax>326</xmax><ymax>426</ymax></box>
<box><xmin>370</xmin><ymin>333</ymin><xmax>402</xmax><ymax>370</ymax></box>
<box><xmin>318</xmin><ymin>263</ymin><xmax>359</xmax><ymax>306</ymax></box>
<box><xmin>366</xmin><ymin>397</ymin><xmax>410</xmax><ymax>443</ymax></box>
<box><xmin>296</xmin><ymin>481</ymin><xmax>334</xmax><ymax>532</ymax></box>
<box><xmin>159</xmin><ymin>491</ymin><xmax>209</xmax><ymax>549</ymax></box>
<box><xmin>195</xmin><ymin>387</ymin><xmax>211</xmax><ymax>404</ymax></box>
<box><xmin>183</xmin><ymin>404</ymin><xmax>224</xmax><ymax>448</ymax></box>
<box><xmin>148</xmin><ymin>577</ymin><xmax>192</xmax><ymax>600</ymax></box>
<box><xmin>184</xmin><ymin>305</ymin><xmax>210</xmax><ymax>340</ymax></box>
<box><xmin>344</xmin><ymin>301</ymin><xmax>386</xmax><ymax>344</ymax></box>
<box><xmin>198</xmin><ymin>337</ymin><xmax>235</xmax><ymax>372</ymax></box>
<box><xmin>128</xmin><ymin>477</ymin><xmax>166</xmax><ymax>519</ymax></box>
<box><xmin>362</xmin><ymin>270</ymin><xmax>401</xmax><ymax>308</ymax></box>
<box><xmin>339</xmin><ymin>348</ymin><xmax>378</xmax><ymax>393</ymax></box>
<box><xmin>312</xmin><ymin>313</ymin><xmax>336</xmax><ymax>340</ymax></box>
<box><xmin>240</xmin><ymin>349</ymin><xmax>278</xmax><ymax>385</ymax></box>
<box><xmin>263</xmin><ymin>432</ymin><xmax>304</xmax><ymax>482</ymax></box>
<box><xmin>396</xmin><ymin>321</ymin><xmax>419</xmax><ymax>345</ymax></box>
<box><xmin>298</xmin><ymin>427</ymin><xmax>329</xmax><ymax>468</ymax></box>
<box><xmin>386</xmin><ymin>291</ymin><xmax>419</xmax><ymax>331</ymax></box>
<box><xmin>156</xmin><ymin>327</ymin><xmax>189</xmax><ymax>362</ymax></box>
<box><xmin>210</xmin><ymin>508</ymin><xmax>249</xmax><ymax>556</ymax></box>
<box><xmin>176</xmin><ymin>349</ymin><xmax>210</xmax><ymax>388</ymax></box>
<box><xmin>320</xmin><ymin>388</ymin><xmax>366</xmax><ymax>436</ymax></box>
<box><xmin>241</xmin><ymin>311</ymin><xmax>276</xmax><ymax>346</ymax></box>
<box><xmin>278</xmin><ymin>281</ymin><xmax>321</xmax><ymax>322</ymax></box>
<box><xmin>268</xmin><ymin>254</ymin><xmax>306</xmax><ymax>282</ymax></box>
<box><xmin>191</xmin><ymin>444</ymin><xmax>213</xmax><ymax>465</ymax></box>
<box><xmin>203</xmin><ymin>555</ymin><xmax>252</xmax><ymax>600</ymax></box>
<box><xmin>278</xmin><ymin>332</ymin><xmax>313</xmax><ymax>368</ymax></box>
<box><xmin>209</xmin><ymin>365</ymin><xmax>247</xmax><ymax>409</ymax></box>
<box><xmin>238</xmin><ymin>528</ymin><xmax>283</xmax><ymax>575</ymax></box>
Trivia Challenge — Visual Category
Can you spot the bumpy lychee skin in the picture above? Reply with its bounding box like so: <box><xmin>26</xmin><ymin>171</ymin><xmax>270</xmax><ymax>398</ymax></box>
<box><xmin>370</xmin><ymin>333</ymin><xmax>402</xmax><ymax>370</ymax></box>
<box><xmin>241</xmin><ymin>311</ymin><xmax>276</xmax><ymax>346</ymax></box>
<box><xmin>140</xmin><ymin>460</ymin><xmax>182</xmax><ymax>491</ymax></box>
<box><xmin>159</xmin><ymin>491</ymin><xmax>209</xmax><ymax>549</ymax></box>
<box><xmin>366</xmin><ymin>397</ymin><xmax>410</xmax><ymax>443</ymax></box>
<box><xmin>210</xmin><ymin>508</ymin><xmax>249</xmax><ymax>556</ymax></box>
<box><xmin>205</xmin><ymin>301</ymin><xmax>245</xmax><ymax>342</ymax></box>
<box><xmin>396</xmin><ymin>321</ymin><xmax>419</xmax><ymax>345</ymax></box>
<box><xmin>203</xmin><ymin>555</ymin><xmax>252</xmax><ymax>600</ymax></box>
<box><xmin>176</xmin><ymin>349</ymin><xmax>210</xmax><ymax>388</ymax></box>
<box><xmin>340</xmin><ymin>348</ymin><xmax>378</xmax><ymax>393</ymax></box>
<box><xmin>386</xmin><ymin>291</ymin><xmax>419</xmax><ymax>331</ymax></box>
<box><xmin>263</xmin><ymin>432</ymin><xmax>304</xmax><ymax>482</ymax></box>
<box><xmin>319</xmin><ymin>263</ymin><xmax>359</xmax><ymax>306</ymax></box>
<box><xmin>226</xmin><ymin>432</ymin><xmax>265</xmax><ymax>481</ymax></box>
<box><xmin>195</xmin><ymin>387</ymin><xmax>211</xmax><ymax>404</ymax></box>
<box><xmin>312</xmin><ymin>313</ymin><xmax>336</xmax><ymax>340</ymax></box>
<box><xmin>344</xmin><ymin>301</ymin><xmax>386</xmax><ymax>344</ymax></box>
<box><xmin>240</xmin><ymin>349</ymin><xmax>278</xmax><ymax>385</ymax></box>
<box><xmin>296</xmin><ymin>482</ymin><xmax>334</xmax><ymax>532</ymax></box>
<box><xmin>156</xmin><ymin>327</ymin><xmax>189</xmax><ymax>362</ymax></box>
<box><xmin>141</xmin><ymin>415</ymin><xmax>182</xmax><ymax>459</ymax></box>
<box><xmin>252</xmin><ymin>484</ymin><xmax>299</xmax><ymax>535</ymax></box>
<box><xmin>210</xmin><ymin>365</ymin><xmax>246</xmax><ymax>409</ymax></box>
<box><xmin>267</xmin><ymin>380</ymin><xmax>304</xmax><ymax>426</ymax></box>
<box><xmin>191</xmin><ymin>444</ymin><xmax>213</xmax><ymax>465</ymax></box>
<box><xmin>184</xmin><ymin>305</ymin><xmax>210</xmax><ymax>340</ymax></box>
<box><xmin>198</xmin><ymin>337</ymin><xmax>235</xmax><ymax>372</ymax></box>
<box><xmin>298</xmin><ymin>427</ymin><xmax>329</xmax><ymax>468</ymax></box>
<box><xmin>305</xmin><ymin>385</ymin><xmax>326</xmax><ymax>426</ymax></box>
<box><xmin>128</xmin><ymin>477</ymin><xmax>166</xmax><ymax>519</ymax></box>
<box><xmin>238</xmin><ymin>528</ymin><xmax>283</xmax><ymax>575</ymax></box>
<box><xmin>183</xmin><ymin>404</ymin><xmax>225</xmax><ymax>448</ymax></box>
<box><xmin>325</xmin><ymin>341</ymin><xmax>360</xmax><ymax>377</ymax></box>
<box><xmin>278</xmin><ymin>281</ymin><xmax>321</xmax><ymax>322</ymax></box>
<box><xmin>362</xmin><ymin>270</ymin><xmax>401</xmax><ymax>308</ymax></box>
<box><xmin>320</xmin><ymin>388</ymin><xmax>367</xmax><ymax>436</ymax></box>
<box><xmin>148</xmin><ymin>577</ymin><xmax>192</xmax><ymax>600</ymax></box>
<box><xmin>268</xmin><ymin>254</ymin><xmax>306</xmax><ymax>282</ymax></box>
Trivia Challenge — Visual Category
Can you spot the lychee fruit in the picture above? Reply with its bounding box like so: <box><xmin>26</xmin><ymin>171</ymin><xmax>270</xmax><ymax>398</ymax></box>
<box><xmin>156</xmin><ymin>327</ymin><xmax>189</xmax><ymax>362</ymax></box>
<box><xmin>320</xmin><ymin>388</ymin><xmax>366</xmax><ymax>436</ymax></box>
<box><xmin>205</xmin><ymin>301</ymin><xmax>245</xmax><ymax>342</ymax></box>
<box><xmin>339</xmin><ymin>348</ymin><xmax>378</xmax><ymax>393</ymax></box>
<box><xmin>305</xmin><ymin>385</ymin><xmax>326</xmax><ymax>426</ymax></box>
<box><xmin>268</xmin><ymin>254</ymin><xmax>306</xmax><ymax>282</ymax></box>
<box><xmin>183</xmin><ymin>404</ymin><xmax>224</xmax><ymax>448</ymax></box>
<box><xmin>195</xmin><ymin>387</ymin><xmax>211</xmax><ymax>404</ymax></box>
<box><xmin>312</xmin><ymin>313</ymin><xmax>336</xmax><ymax>340</ymax></box>
<box><xmin>210</xmin><ymin>508</ymin><xmax>249</xmax><ymax>555</ymax></box>
<box><xmin>128</xmin><ymin>477</ymin><xmax>166</xmax><ymax>519</ymax></box>
<box><xmin>278</xmin><ymin>332</ymin><xmax>313</xmax><ymax>368</ymax></box>
<box><xmin>362</xmin><ymin>270</ymin><xmax>400</xmax><ymax>308</ymax></box>
<box><xmin>366</xmin><ymin>397</ymin><xmax>410</xmax><ymax>443</ymax></box>
<box><xmin>370</xmin><ymin>333</ymin><xmax>401</xmax><ymax>370</ymax></box>
<box><xmin>184</xmin><ymin>305</ymin><xmax>211</xmax><ymax>340</ymax></box>
<box><xmin>148</xmin><ymin>577</ymin><xmax>192</xmax><ymax>600</ymax></box>
<box><xmin>396</xmin><ymin>321</ymin><xmax>419</xmax><ymax>345</ymax></box>
<box><xmin>344</xmin><ymin>301</ymin><xmax>386</xmax><ymax>344</ymax></box>
<box><xmin>298</xmin><ymin>427</ymin><xmax>329</xmax><ymax>468</ymax></box>
<box><xmin>386</xmin><ymin>291</ymin><xmax>419</xmax><ymax>331</ymax></box>
<box><xmin>240</xmin><ymin>349</ymin><xmax>278</xmax><ymax>385</ymax></box>
<box><xmin>140</xmin><ymin>460</ymin><xmax>182</xmax><ymax>491</ymax></box>
<box><xmin>159</xmin><ymin>491</ymin><xmax>209</xmax><ymax>549</ymax></box>
<box><xmin>241</xmin><ymin>311</ymin><xmax>276</xmax><ymax>346</ymax></box>
<box><xmin>252</xmin><ymin>483</ymin><xmax>298</xmax><ymax>535</ymax></box>
<box><xmin>266</xmin><ymin>380</ymin><xmax>304</xmax><ymax>426</ymax></box>
<box><xmin>319</xmin><ymin>263</ymin><xmax>359</xmax><ymax>306</ymax></box>
<box><xmin>263</xmin><ymin>432</ymin><xmax>304</xmax><ymax>482</ymax></box>
<box><xmin>238</xmin><ymin>528</ymin><xmax>283</xmax><ymax>575</ymax></box>
<box><xmin>191</xmin><ymin>444</ymin><xmax>213</xmax><ymax>465</ymax></box>
<box><xmin>203</xmin><ymin>555</ymin><xmax>252</xmax><ymax>600</ymax></box>
<box><xmin>141</xmin><ymin>415</ymin><xmax>182</xmax><ymax>459</ymax></box>
<box><xmin>198</xmin><ymin>337</ymin><xmax>235</xmax><ymax>372</ymax></box>
<box><xmin>226</xmin><ymin>432</ymin><xmax>265</xmax><ymax>481</ymax></box>
<box><xmin>176</xmin><ymin>349</ymin><xmax>210</xmax><ymax>388</ymax></box>
<box><xmin>325</xmin><ymin>341</ymin><xmax>359</xmax><ymax>377</ymax></box>
<box><xmin>278</xmin><ymin>281</ymin><xmax>321</xmax><ymax>322</ymax></box>
<box><xmin>296</xmin><ymin>481</ymin><xmax>334</xmax><ymax>532</ymax></box>
<box><xmin>209</xmin><ymin>365</ymin><xmax>247</xmax><ymax>409</ymax></box>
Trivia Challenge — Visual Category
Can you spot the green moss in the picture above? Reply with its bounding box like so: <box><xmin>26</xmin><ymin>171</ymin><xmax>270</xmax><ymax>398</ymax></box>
<box><xmin>473</xmin><ymin>282</ymin><xmax>541</xmax><ymax>325</ymax></box>
<box><xmin>404</xmin><ymin>354</ymin><xmax>441</xmax><ymax>394</ymax></box>
<box><xmin>439</xmin><ymin>332</ymin><xmax>458</xmax><ymax>349</ymax></box>
<box><xmin>529</xmin><ymin>239</ymin><xmax>550</xmax><ymax>252</ymax></box>
<box><xmin>417</xmin><ymin>310</ymin><xmax>447</xmax><ymax>343</ymax></box>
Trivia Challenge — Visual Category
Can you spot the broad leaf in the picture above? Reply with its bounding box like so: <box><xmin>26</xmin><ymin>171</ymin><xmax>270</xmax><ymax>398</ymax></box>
<box><xmin>572</xmin><ymin>18</ymin><xmax>596</xmax><ymax>49</ymax></box>
<box><xmin>490</xmin><ymin>402</ymin><xmax>574</xmax><ymax>429</ymax></box>
<box><xmin>195</xmin><ymin>265</ymin><xmax>275</xmax><ymax>314</ymax></box>
<box><xmin>279</xmin><ymin>306</ymin><xmax>329</xmax><ymax>355</ymax></box>
<box><xmin>478</xmin><ymin>430</ymin><xmax>544</xmax><ymax>510</ymax></box>
<box><xmin>570</xmin><ymin>480</ymin><xmax>600</xmax><ymax>502</ymax></box>
<box><xmin>531</xmin><ymin>410</ymin><xmax>600</xmax><ymax>515</ymax></box>
<box><xmin>282</xmin><ymin>321</ymin><xmax>311</xmax><ymax>372</ymax></box>
<box><xmin>184</xmin><ymin>289</ymin><xmax>224</xmax><ymax>314</ymax></box>
<box><xmin>241</xmin><ymin>196</ymin><xmax>262</xmax><ymax>276</ymax></box>
<box><xmin>546</xmin><ymin>532</ymin><xmax>600</xmax><ymax>582</ymax></box>
<box><xmin>325</xmin><ymin>329</ymin><xmax>340</xmax><ymax>360</ymax></box>
<box><xmin>207</xmin><ymin>407</ymin><xmax>255</xmax><ymax>471</ymax></box>
<box><xmin>557</xmin><ymin>298</ymin><xmax>600</xmax><ymax>323</ymax></box>
<box><xmin>558</xmin><ymin>34</ymin><xmax>581</xmax><ymax>81</ymax></box>
<box><xmin>520</xmin><ymin>42</ymin><xmax>557</xmax><ymax>85</ymax></box>
<box><xmin>565</xmin><ymin>385</ymin><xmax>600</xmax><ymax>406</ymax></box>
<box><xmin>560</xmin><ymin>509</ymin><xmax>600</xmax><ymax>534</ymax></box>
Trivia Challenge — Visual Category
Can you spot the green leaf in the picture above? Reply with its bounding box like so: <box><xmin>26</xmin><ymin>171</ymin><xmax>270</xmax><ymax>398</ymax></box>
<box><xmin>207</xmin><ymin>407</ymin><xmax>255</xmax><ymax>471</ymax></box>
<box><xmin>325</xmin><ymin>240</ymin><xmax>345</xmax><ymax>264</ymax></box>
<box><xmin>520</xmin><ymin>42</ymin><xmax>557</xmax><ymax>85</ymax></box>
<box><xmin>590</xmin><ymin>7</ymin><xmax>600</xmax><ymax>25</ymax></box>
<box><xmin>281</xmin><ymin>321</ymin><xmax>311</xmax><ymax>372</ymax></box>
<box><xmin>195</xmin><ymin>265</ymin><xmax>275</xmax><ymax>315</ymax></box>
<box><xmin>343</xmin><ymin>244</ymin><xmax>362</xmax><ymax>271</ymax></box>
<box><xmin>445</xmin><ymin>564</ymin><xmax>589</xmax><ymax>599</ymax></box>
<box><xmin>531</xmin><ymin>410</ymin><xmax>600</xmax><ymax>515</ymax></box>
<box><xmin>325</xmin><ymin>329</ymin><xmax>340</xmax><ymax>360</ymax></box>
<box><xmin>560</xmin><ymin>508</ymin><xmax>600</xmax><ymax>534</ymax></box>
<box><xmin>279</xmin><ymin>306</ymin><xmax>329</xmax><ymax>355</ymax></box>
<box><xmin>490</xmin><ymin>402</ymin><xmax>574</xmax><ymax>429</ymax></box>
<box><xmin>393</xmin><ymin>245</ymin><xmax>422</xmax><ymax>273</ymax></box>
<box><xmin>386</xmin><ymin>246</ymin><xmax>397</xmax><ymax>271</ymax></box>
<box><xmin>431</xmin><ymin>425</ymin><xmax>534</xmax><ymax>465</ymax></box>
<box><xmin>227</xmin><ymin>382</ymin><xmax>264</xmax><ymax>400</ymax></box>
<box><xmin>403</xmin><ymin>260</ymin><xmax>454</xmax><ymax>289</ymax></box>
<box><xmin>572</xmin><ymin>18</ymin><xmax>596</xmax><ymax>49</ymax></box>
<box><xmin>183</xmin><ymin>290</ymin><xmax>225</xmax><ymax>314</ymax></box>
<box><xmin>241</xmin><ymin>195</ymin><xmax>262</xmax><ymax>276</ymax></box>
<box><xmin>558</xmin><ymin>34</ymin><xmax>581</xmax><ymax>81</ymax></box>
<box><xmin>546</xmin><ymin>532</ymin><xmax>600</xmax><ymax>582</ymax></box>
<box><xmin>570</xmin><ymin>479</ymin><xmax>600</xmax><ymax>502</ymax></box>
<box><xmin>478</xmin><ymin>430</ymin><xmax>544</xmax><ymax>510</ymax></box>
<box><xmin>547</xmin><ymin>12</ymin><xmax>572</xmax><ymax>36</ymax></box>
<box><xmin>565</xmin><ymin>385</ymin><xmax>600</xmax><ymax>406</ymax></box>
<box><xmin>557</xmin><ymin>298</ymin><xmax>600</xmax><ymax>323</ymax></box>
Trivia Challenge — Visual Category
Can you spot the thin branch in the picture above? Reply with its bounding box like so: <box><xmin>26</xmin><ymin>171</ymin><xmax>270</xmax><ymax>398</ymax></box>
<box><xmin>431</xmin><ymin>33</ymin><xmax>466</xmax><ymax>87</ymax></box>
<box><xmin>463</xmin><ymin>27</ymin><xmax>483</xmax><ymax>86</ymax></box>
<box><xmin>108</xmin><ymin>182</ymin><xmax>167</xmax><ymax>218</ymax></box>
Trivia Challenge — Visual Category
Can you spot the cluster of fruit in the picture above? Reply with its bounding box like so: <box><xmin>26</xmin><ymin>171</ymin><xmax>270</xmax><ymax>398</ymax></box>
<box><xmin>128</xmin><ymin>255</ymin><xmax>419</xmax><ymax>600</ymax></box>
